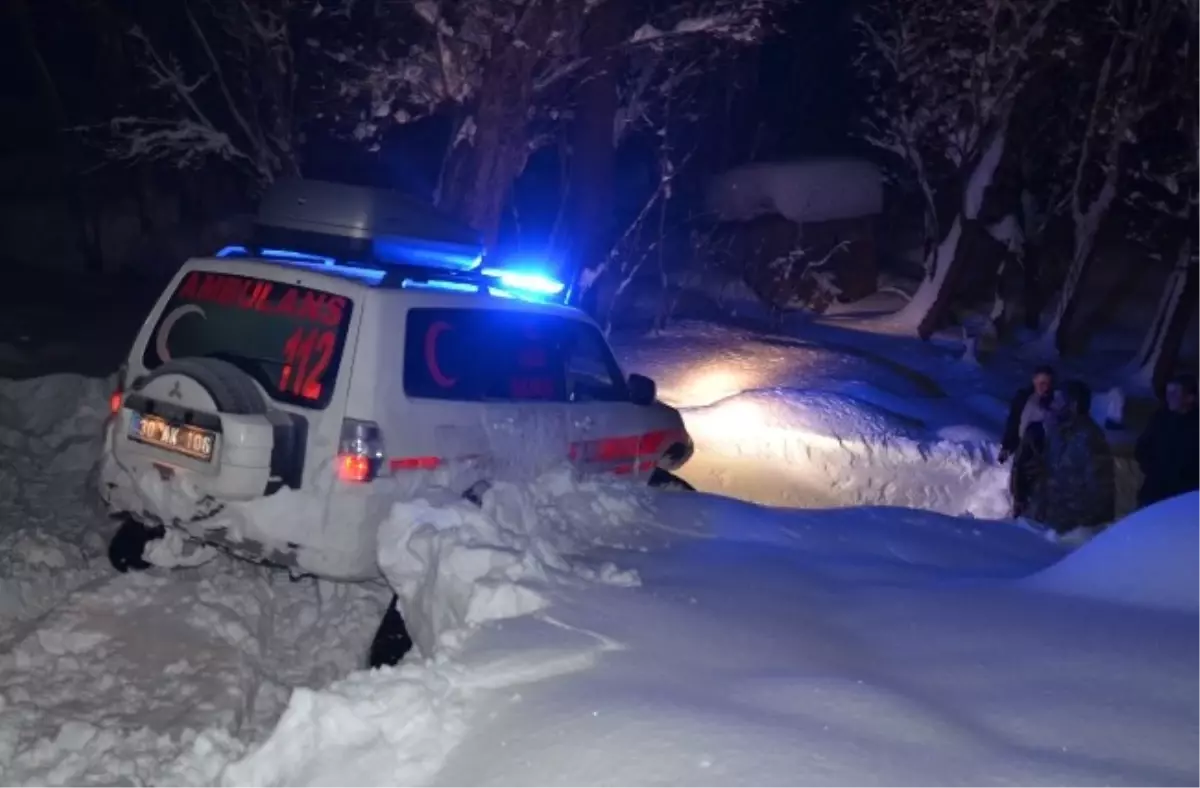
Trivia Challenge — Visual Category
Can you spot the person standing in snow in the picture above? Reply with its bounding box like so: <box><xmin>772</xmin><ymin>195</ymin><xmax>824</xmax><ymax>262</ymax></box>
<box><xmin>1031</xmin><ymin>380</ymin><xmax>1116</xmax><ymax>533</ymax></box>
<box><xmin>1009</xmin><ymin>420</ymin><xmax>1047</xmax><ymax>519</ymax></box>
<box><xmin>1135</xmin><ymin>373</ymin><xmax>1200</xmax><ymax>508</ymax></box>
<box><xmin>1000</xmin><ymin>365</ymin><xmax>1056</xmax><ymax>461</ymax></box>
<box><xmin>1000</xmin><ymin>365</ymin><xmax>1055</xmax><ymax>517</ymax></box>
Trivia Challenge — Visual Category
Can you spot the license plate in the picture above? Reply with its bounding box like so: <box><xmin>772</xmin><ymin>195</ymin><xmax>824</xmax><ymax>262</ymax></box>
<box><xmin>128</xmin><ymin>414</ymin><xmax>216</xmax><ymax>462</ymax></box>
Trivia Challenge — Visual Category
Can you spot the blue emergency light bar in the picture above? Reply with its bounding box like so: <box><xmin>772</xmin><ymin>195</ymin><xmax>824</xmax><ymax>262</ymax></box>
<box><xmin>225</xmin><ymin>179</ymin><xmax>567</xmax><ymax>303</ymax></box>
<box><xmin>214</xmin><ymin>246</ymin><xmax>566</xmax><ymax>302</ymax></box>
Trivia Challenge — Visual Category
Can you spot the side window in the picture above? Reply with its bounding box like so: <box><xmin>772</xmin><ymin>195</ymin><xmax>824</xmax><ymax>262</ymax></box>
<box><xmin>565</xmin><ymin>327</ymin><xmax>628</xmax><ymax>403</ymax></box>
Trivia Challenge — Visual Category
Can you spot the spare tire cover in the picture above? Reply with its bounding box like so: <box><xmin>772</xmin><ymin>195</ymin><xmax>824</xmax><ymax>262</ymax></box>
<box><xmin>136</xmin><ymin>357</ymin><xmax>268</xmax><ymax>415</ymax></box>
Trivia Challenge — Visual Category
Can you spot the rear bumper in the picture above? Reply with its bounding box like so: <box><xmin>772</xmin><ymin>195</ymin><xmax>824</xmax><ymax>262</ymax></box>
<box><xmin>97</xmin><ymin>441</ymin><xmax>382</xmax><ymax>582</ymax></box>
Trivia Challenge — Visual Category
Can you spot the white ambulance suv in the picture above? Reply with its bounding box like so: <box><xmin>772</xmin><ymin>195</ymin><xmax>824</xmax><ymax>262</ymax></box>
<box><xmin>97</xmin><ymin>179</ymin><xmax>693</xmax><ymax>585</ymax></box>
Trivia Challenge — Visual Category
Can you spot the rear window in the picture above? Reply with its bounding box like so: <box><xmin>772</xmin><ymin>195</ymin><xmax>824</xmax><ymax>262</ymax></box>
<box><xmin>142</xmin><ymin>270</ymin><xmax>353</xmax><ymax>409</ymax></box>
<box><xmin>403</xmin><ymin>308</ymin><xmax>630</xmax><ymax>403</ymax></box>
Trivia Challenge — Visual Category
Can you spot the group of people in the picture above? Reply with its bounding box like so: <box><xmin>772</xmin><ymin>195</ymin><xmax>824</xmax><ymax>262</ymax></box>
<box><xmin>1000</xmin><ymin>366</ymin><xmax>1198</xmax><ymax>534</ymax></box>
<box><xmin>1000</xmin><ymin>367</ymin><xmax>1116</xmax><ymax>532</ymax></box>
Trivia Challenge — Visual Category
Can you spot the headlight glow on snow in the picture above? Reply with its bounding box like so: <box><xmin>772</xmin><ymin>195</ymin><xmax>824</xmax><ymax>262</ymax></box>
<box><xmin>674</xmin><ymin>368</ymin><xmax>753</xmax><ymax>408</ymax></box>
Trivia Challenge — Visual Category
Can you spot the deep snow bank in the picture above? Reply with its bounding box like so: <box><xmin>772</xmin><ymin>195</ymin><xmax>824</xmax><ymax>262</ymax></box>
<box><xmin>378</xmin><ymin>470</ymin><xmax>648</xmax><ymax>656</ymax></box>
<box><xmin>1024</xmin><ymin>492</ymin><xmax>1200</xmax><ymax>613</ymax></box>
<box><xmin>680</xmin><ymin>388</ymin><xmax>1010</xmax><ymax>517</ymax></box>
<box><xmin>0</xmin><ymin>374</ymin><xmax>112</xmax><ymax>631</ymax></box>
<box><xmin>431</xmin><ymin>495</ymin><xmax>1195</xmax><ymax>786</ymax></box>
<box><xmin>224</xmin><ymin>469</ymin><xmax>659</xmax><ymax>786</ymax></box>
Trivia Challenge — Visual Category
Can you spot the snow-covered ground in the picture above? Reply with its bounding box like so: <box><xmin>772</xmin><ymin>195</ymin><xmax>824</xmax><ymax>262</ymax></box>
<box><xmin>613</xmin><ymin>322</ymin><xmax>1014</xmax><ymax>516</ymax></box>
<box><xmin>612</xmin><ymin>320</ymin><xmax>1145</xmax><ymax>517</ymax></box>
<box><xmin>0</xmin><ymin>319</ymin><xmax>1192</xmax><ymax>786</ymax></box>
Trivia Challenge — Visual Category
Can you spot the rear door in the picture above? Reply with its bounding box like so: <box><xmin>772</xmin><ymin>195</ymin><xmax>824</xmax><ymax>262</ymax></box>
<box><xmin>132</xmin><ymin>265</ymin><xmax>360</xmax><ymax>488</ymax></box>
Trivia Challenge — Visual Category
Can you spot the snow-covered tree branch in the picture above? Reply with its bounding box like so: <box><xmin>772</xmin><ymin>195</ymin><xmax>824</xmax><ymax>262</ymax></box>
<box><xmin>856</xmin><ymin>0</ymin><xmax>1070</xmax><ymax>338</ymax></box>
<box><xmin>319</xmin><ymin>0</ymin><xmax>784</xmax><ymax>238</ymax></box>
<box><xmin>1123</xmin><ymin>5</ymin><xmax>1198</xmax><ymax>388</ymax></box>
<box><xmin>87</xmin><ymin>0</ymin><xmax>302</xmax><ymax>190</ymax></box>
<box><xmin>1034</xmin><ymin>0</ymin><xmax>1187</xmax><ymax>355</ymax></box>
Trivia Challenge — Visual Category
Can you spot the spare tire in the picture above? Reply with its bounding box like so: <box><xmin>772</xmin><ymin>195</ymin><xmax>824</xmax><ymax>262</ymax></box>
<box><xmin>135</xmin><ymin>357</ymin><xmax>268</xmax><ymax>415</ymax></box>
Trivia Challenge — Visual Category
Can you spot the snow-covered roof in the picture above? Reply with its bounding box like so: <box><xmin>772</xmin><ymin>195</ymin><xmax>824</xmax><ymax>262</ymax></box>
<box><xmin>707</xmin><ymin>158</ymin><xmax>884</xmax><ymax>224</ymax></box>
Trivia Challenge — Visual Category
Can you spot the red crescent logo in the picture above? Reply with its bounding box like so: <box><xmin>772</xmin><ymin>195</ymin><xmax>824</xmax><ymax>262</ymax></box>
<box><xmin>424</xmin><ymin>321</ymin><xmax>457</xmax><ymax>387</ymax></box>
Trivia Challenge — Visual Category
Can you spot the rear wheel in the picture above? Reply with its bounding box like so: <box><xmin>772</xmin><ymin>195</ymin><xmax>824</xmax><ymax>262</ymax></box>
<box><xmin>108</xmin><ymin>518</ymin><xmax>165</xmax><ymax>573</ymax></box>
<box><xmin>648</xmin><ymin>467</ymin><xmax>695</xmax><ymax>492</ymax></box>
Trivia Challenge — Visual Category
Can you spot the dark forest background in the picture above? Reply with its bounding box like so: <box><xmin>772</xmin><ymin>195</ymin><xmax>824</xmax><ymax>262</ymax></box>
<box><xmin>1</xmin><ymin>0</ymin><xmax>1196</xmax><ymax>388</ymax></box>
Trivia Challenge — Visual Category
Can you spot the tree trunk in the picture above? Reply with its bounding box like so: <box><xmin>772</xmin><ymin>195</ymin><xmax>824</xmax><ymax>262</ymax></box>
<box><xmin>437</xmin><ymin>0</ymin><xmax>564</xmax><ymax>246</ymax></box>
<box><xmin>1128</xmin><ymin>0</ymin><xmax>1195</xmax><ymax>393</ymax></box>
<box><xmin>897</xmin><ymin>121</ymin><xmax>1008</xmax><ymax>339</ymax></box>
<box><xmin>1036</xmin><ymin>176</ymin><xmax>1117</xmax><ymax>355</ymax></box>
<box><xmin>1020</xmin><ymin>247</ymin><xmax>1043</xmax><ymax>330</ymax></box>
<box><xmin>560</xmin><ymin>0</ymin><xmax>625</xmax><ymax>299</ymax></box>
<box><xmin>1130</xmin><ymin>237</ymin><xmax>1198</xmax><ymax>394</ymax></box>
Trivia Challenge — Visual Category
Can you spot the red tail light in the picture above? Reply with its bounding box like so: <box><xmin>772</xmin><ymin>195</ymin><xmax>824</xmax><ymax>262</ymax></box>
<box><xmin>109</xmin><ymin>366</ymin><xmax>127</xmax><ymax>416</ymax></box>
<box><xmin>337</xmin><ymin>419</ymin><xmax>386</xmax><ymax>483</ymax></box>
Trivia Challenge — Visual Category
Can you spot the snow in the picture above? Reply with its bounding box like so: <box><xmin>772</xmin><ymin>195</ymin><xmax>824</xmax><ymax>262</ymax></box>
<box><xmin>707</xmin><ymin>159</ymin><xmax>884</xmax><ymax>224</ymax></box>
<box><xmin>611</xmin><ymin>322</ymin><xmax>1011</xmax><ymax>516</ymax></box>
<box><xmin>217</xmin><ymin>475</ymin><xmax>1197</xmax><ymax>787</ymax></box>
<box><xmin>0</xmin><ymin>319</ymin><xmax>1194</xmax><ymax>786</ymax></box>
<box><xmin>0</xmin><ymin>374</ymin><xmax>112</xmax><ymax>633</ymax></box>
<box><xmin>678</xmin><ymin>388</ymin><xmax>1009</xmax><ymax>516</ymax></box>
<box><xmin>1025</xmin><ymin>492</ymin><xmax>1200</xmax><ymax>613</ymax></box>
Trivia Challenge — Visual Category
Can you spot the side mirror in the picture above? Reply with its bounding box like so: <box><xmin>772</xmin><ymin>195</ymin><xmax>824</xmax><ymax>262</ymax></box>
<box><xmin>628</xmin><ymin>373</ymin><xmax>657</xmax><ymax>406</ymax></box>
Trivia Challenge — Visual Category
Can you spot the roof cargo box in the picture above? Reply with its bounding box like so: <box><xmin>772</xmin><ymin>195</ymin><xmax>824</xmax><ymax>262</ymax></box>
<box><xmin>254</xmin><ymin>178</ymin><xmax>484</xmax><ymax>271</ymax></box>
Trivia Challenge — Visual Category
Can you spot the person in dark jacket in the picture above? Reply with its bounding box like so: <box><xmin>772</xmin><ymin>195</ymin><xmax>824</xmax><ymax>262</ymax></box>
<box><xmin>1009</xmin><ymin>420</ymin><xmax>1047</xmax><ymax>519</ymax></box>
<box><xmin>1135</xmin><ymin>373</ymin><xmax>1200</xmax><ymax>508</ymax></box>
<box><xmin>1001</xmin><ymin>365</ymin><xmax>1055</xmax><ymax>517</ymax></box>
<box><xmin>1030</xmin><ymin>380</ymin><xmax>1116</xmax><ymax>532</ymax></box>
<box><xmin>1000</xmin><ymin>365</ymin><xmax>1056</xmax><ymax>462</ymax></box>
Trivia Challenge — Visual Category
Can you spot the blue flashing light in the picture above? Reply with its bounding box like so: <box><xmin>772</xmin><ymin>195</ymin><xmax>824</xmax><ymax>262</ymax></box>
<box><xmin>213</xmin><ymin>245</ymin><xmax>565</xmax><ymax>303</ymax></box>
<box><xmin>480</xmin><ymin>268</ymin><xmax>565</xmax><ymax>297</ymax></box>
<box><xmin>374</xmin><ymin>235</ymin><xmax>483</xmax><ymax>271</ymax></box>
<box><xmin>215</xmin><ymin>245</ymin><xmax>385</xmax><ymax>283</ymax></box>
<box><xmin>400</xmin><ymin>278</ymin><xmax>479</xmax><ymax>294</ymax></box>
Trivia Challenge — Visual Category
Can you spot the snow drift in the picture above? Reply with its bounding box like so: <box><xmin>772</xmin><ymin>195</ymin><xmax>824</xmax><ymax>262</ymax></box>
<box><xmin>679</xmin><ymin>388</ymin><xmax>1010</xmax><ymax>517</ymax></box>
<box><xmin>0</xmin><ymin>374</ymin><xmax>112</xmax><ymax>632</ymax></box>
<box><xmin>224</xmin><ymin>469</ymin><xmax>658</xmax><ymax>786</ymax></box>
<box><xmin>1025</xmin><ymin>491</ymin><xmax>1200</xmax><ymax>613</ymax></box>
<box><xmin>378</xmin><ymin>470</ymin><xmax>648</xmax><ymax>656</ymax></box>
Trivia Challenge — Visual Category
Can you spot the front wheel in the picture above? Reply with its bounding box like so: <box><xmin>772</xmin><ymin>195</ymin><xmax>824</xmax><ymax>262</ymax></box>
<box><xmin>368</xmin><ymin>594</ymin><xmax>414</xmax><ymax>669</ymax></box>
<box><xmin>648</xmin><ymin>468</ymin><xmax>695</xmax><ymax>492</ymax></box>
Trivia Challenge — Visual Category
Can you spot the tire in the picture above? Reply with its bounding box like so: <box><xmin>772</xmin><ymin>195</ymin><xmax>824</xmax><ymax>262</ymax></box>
<box><xmin>368</xmin><ymin>594</ymin><xmax>414</xmax><ymax>668</ymax></box>
<box><xmin>369</xmin><ymin>485</ymin><xmax>485</xmax><ymax>669</ymax></box>
<box><xmin>138</xmin><ymin>357</ymin><xmax>267</xmax><ymax>415</ymax></box>
<box><xmin>108</xmin><ymin>518</ymin><xmax>166</xmax><ymax>573</ymax></box>
<box><xmin>648</xmin><ymin>467</ymin><xmax>696</xmax><ymax>492</ymax></box>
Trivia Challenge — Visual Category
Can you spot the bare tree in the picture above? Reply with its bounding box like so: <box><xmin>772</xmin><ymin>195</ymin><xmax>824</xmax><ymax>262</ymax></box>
<box><xmin>330</xmin><ymin>0</ymin><xmax>780</xmax><ymax>242</ymax></box>
<box><xmin>1125</xmin><ymin>8</ymin><xmax>1198</xmax><ymax>391</ymax></box>
<box><xmin>1031</xmin><ymin>0</ymin><xmax>1184</xmax><ymax>356</ymax></box>
<box><xmin>856</xmin><ymin>0</ymin><xmax>1068</xmax><ymax>339</ymax></box>
<box><xmin>90</xmin><ymin>0</ymin><xmax>301</xmax><ymax>191</ymax></box>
